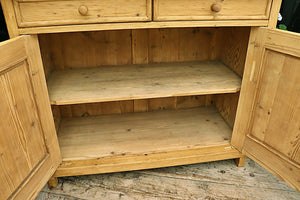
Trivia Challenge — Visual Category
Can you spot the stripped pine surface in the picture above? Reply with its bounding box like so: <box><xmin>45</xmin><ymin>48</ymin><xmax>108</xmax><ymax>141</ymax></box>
<box><xmin>58</xmin><ymin>107</ymin><xmax>232</xmax><ymax>161</ymax></box>
<box><xmin>47</xmin><ymin>61</ymin><xmax>241</xmax><ymax>105</ymax></box>
<box><xmin>36</xmin><ymin>158</ymin><xmax>300</xmax><ymax>200</ymax></box>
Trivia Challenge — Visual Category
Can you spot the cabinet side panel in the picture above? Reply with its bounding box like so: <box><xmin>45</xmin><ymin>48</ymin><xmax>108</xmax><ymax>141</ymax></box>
<box><xmin>219</xmin><ymin>27</ymin><xmax>251</xmax><ymax>77</ymax></box>
<box><xmin>214</xmin><ymin>93</ymin><xmax>240</xmax><ymax>129</ymax></box>
<box><xmin>38</xmin><ymin>34</ymin><xmax>56</xmax><ymax>80</ymax></box>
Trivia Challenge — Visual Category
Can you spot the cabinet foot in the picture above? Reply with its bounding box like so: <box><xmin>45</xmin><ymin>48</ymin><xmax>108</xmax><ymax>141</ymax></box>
<box><xmin>235</xmin><ymin>156</ymin><xmax>247</xmax><ymax>167</ymax></box>
<box><xmin>48</xmin><ymin>177</ymin><xmax>58</xmax><ymax>189</ymax></box>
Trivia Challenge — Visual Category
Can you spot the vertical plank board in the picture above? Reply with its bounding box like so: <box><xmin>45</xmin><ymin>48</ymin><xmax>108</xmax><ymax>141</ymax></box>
<box><xmin>176</xmin><ymin>95</ymin><xmax>207</xmax><ymax>109</ymax></box>
<box><xmin>4</xmin><ymin>64</ymin><xmax>47</xmax><ymax>168</ymax></box>
<box><xmin>70</xmin><ymin>103</ymin><xmax>88</xmax><ymax>117</ymax></box>
<box><xmin>47</xmin><ymin>34</ymin><xmax>65</xmax><ymax>70</ymax></box>
<box><xmin>120</xmin><ymin>100</ymin><xmax>134</xmax><ymax>113</ymax></box>
<box><xmin>250</xmin><ymin>50</ymin><xmax>285</xmax><ymax>141</ymax></box>
<box><xmin>44</xmin><ymin>31</ymin><xmax>132</xmax><ymax>69</ymax></box>
<box><xmin>58</xmin><ymin>95</ymin><xmax>218</xmax><ymax>117</ymax></box>
<box><xmin>85</xmin><ymin>103</ymin><xmax>104</xmax><ymax>116</ymax></box>
<box><xmin>148</xmin><ymin>97</ymin><xmax>176</xmax><ymax>111</ymax></box>
<box><xmin>39</xmin><ymin>28</ymin><xmax>250</xmax><ymax>71</ymax></box>
<box><xmin>134</xmin><ymin>99</ymin><xmax>149</xmax><ymax>112</ymax></box>
<box><xmin>60</xmin><ymin>105</ymin><xmax>73</xmax><ymax>118</ymax></box>
<box><xmin>132</xmin><ymin>29</ymin><xmax>149</xmax><ymax>64</ymax></box>
<box><xmin>205</xmin><ymin>95</ymin><xmax>215</xmax><ymax>106</ymax></box>
<box><xmin>262</xmin><ymin>55</ymin><xmax>300</xmax><ymax>162</ymax></box>
<box><xmin>99</xmin><ymin>101</ymin><xmax>122</xmax><ymax>115</ymax></box>
<box><xmin>178</xmin><ymin>28</ymin><xmax>219</xmax><ymax>62</ymax></box>
<box><xmin>0</xmin><ymin>76</ymin><xmax>33</xmax><ymax>200</ymax></box>
<box><xmin>149</xmin><ymin>28</ymin><xmax>179</xmax><ymax>63</ymax></box>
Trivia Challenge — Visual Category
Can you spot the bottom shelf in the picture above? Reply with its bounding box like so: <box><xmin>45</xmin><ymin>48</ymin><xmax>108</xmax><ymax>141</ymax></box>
<box><xmin>56</xmin><ymin>107</ymin><xmax>242</xmax><ymax>177</ymax></box>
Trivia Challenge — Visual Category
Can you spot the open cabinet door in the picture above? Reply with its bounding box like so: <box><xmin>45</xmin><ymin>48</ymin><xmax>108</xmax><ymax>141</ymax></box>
<box><xmin>0</xmin><ymin>35</ymin><xmax>61</xmax><ymax>199</ymax></box>
<box><xmin>232</xmin><ymin>27</ymin><xmax>300</xmax><ymax>191</ymax></box>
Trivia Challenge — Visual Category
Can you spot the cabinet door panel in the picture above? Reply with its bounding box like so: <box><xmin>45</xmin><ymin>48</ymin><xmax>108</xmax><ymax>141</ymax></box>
<box><xmin>232</xmin><ymin>28</ymin><xmax>300</xmax><ymax>192</ymax></box>
<box><xmin>250</xmin><ymin>51</ymin><xmax>300</xmax><ymax>161</ymax></box>
<box><xmin>0</xmin><ymin>36</ymin><xmax>61</xmax><ymax>200</ymax></box>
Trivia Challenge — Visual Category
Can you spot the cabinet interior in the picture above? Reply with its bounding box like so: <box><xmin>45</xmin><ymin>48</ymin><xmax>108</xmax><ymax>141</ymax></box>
<box><xmin>38</xmin><ymin>27</ymin><xmax>250</xmax><ymax>162</ymax></box>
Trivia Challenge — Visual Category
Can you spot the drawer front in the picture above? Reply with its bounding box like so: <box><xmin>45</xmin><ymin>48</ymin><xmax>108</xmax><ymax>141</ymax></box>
<box><xmin>14</xmin><ymin>0</ymin><xmax>152</xmax><ymax>27</ymax></box>
<box><xmin>154</xmin><ymin>0</ymin><xmax>272</xmax><ymax>21</ymax></box>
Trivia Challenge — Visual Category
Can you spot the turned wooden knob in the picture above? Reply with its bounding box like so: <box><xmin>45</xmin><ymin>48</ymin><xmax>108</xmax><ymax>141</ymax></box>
<box><xmin>211</xmin><ymin>3</ymin><xmax>222</xmax><ymax>12</ymax></box>
<box><xmin>78</xmin><ymin>5</ymin><xmax>88</xmax><ymax>16</ymax></box>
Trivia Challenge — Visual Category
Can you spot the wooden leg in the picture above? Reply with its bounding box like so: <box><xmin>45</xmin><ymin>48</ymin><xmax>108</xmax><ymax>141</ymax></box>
<box><xmin>235</xmin><ymin>156</ymin><xmax>247</xmax><ymax>167</ymax></box>
<box><xmin>48</xmin><ymin>177</ymin><xmax>58</xmax><ymax>189</ymax></box>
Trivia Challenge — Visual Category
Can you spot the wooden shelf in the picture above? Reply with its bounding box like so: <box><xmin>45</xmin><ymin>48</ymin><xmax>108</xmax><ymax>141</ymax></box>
<box><xmin>48</xmin><ymin>61</ymin><xmax>241</xmax><ymax>105</ymax></box>
<box><xmin>58</xmin><ymin>107</ymin><xmax>232</xmax><ymax>161</ymax></box>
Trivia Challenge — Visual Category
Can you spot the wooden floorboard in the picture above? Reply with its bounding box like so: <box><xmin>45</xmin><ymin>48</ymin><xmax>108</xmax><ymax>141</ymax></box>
<box><xmin>36</xmin><ymin>158</ymin><xmax>300</xmax><ymax>200</ymax></box>
<box><xmin>47</xmin><ymin>61</ymin><xmax>241</xmax><ymax>105</ymax></box>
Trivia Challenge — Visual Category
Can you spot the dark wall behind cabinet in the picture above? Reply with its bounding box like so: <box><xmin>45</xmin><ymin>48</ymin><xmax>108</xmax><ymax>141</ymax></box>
<box><xmin>278</xmin><ymin>0</ymin><xmax>300</xmax><ymax>32</ymax></box>
<box><xmin>0</xmin><ymin>4</ymin><xmax>9</xmax><ymax>41</ymax></box>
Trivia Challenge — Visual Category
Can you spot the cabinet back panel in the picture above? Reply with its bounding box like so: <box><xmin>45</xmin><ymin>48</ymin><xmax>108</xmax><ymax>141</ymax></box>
<box><xmin>57</xmin><ymin>95</ymin><xmax>214</xmax><ymax>118</ymax></box>
<box><xmin>39</xmin><ymin>27</ymin><xmax>250</xmax><ymax>77</ymax></box>
<box><xmin>39</xmin><ymin>28</ymin><xmax>223</xmax><ymax>69</ymax></box>
<box><xmin>53</xmin><ymin>93</ymin><xmax>239</xmax><ymax>134</ymax></box>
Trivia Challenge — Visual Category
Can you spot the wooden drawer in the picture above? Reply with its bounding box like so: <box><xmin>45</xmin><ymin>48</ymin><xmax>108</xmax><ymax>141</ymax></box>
<box><xmin>13</xmin><ymin>0</ymin><xmax>152</xmax><ymax>27</ymax></box>
<box><xmin>153</xmin><ymin>0</ymin><xmax>273</xmax><ymax>21</ymax></box>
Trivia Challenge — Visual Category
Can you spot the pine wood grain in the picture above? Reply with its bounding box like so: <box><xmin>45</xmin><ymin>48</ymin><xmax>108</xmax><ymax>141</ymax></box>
<box><xmin>249</xmin><ymin>50</ymin><xmax>300</xmax><ymax>162</ymax></box>
<box><xmin>0</xmin><ymin>0</ymin><xmax>19</xmax><ymax>38</ymax></box>
<box><xmin>58</xmin><ymin>107</ymin><xmax>233</xmax><ymax>161</ymax></box>
<box><xmin>39</xmin><ymin>30</ymin><xmax>132</xmax><ymax>69</ymax></box>
<box><xmin>214</xmin><ymin>93</ymin><xmax>240</xmax><ymax>129</ymax></box>
<box><xmin>13</xmin><ymin>0</ymin><xmax>151</xmax><ymax>27</ymax></box>
<box><xmin>19</xmin><ymin>20</ymin><xmax>269</xmax><ymax>35</ymax></box>
<box><xmin>39</xmin><ymin>28</ymin><xmax>223</xmax><ymax>70</ymax></box>
<box><xmin>234</xmin><ymin>28</ymin><xmax>300</xmax><ymax>192</ymax></box>
<box><xmin>38</xmin><ymin>34</ymin><xmax>55</xmax><ymax>80</ymax></box>
<box><xmin>56</xmin><ymin>95</ymin><xmax>213</xmax><ymax>119</ymax></box>
<box><xmin>0</xmin><ymin>35</ymin><xmax>61</xmax><ymax>200</ymax></box>
<box><xmin>219</xmin><ymin>27</ymin><xmax>250</xmax><ymax>77</ymax></box>
<box><xmin>153</xmin><ymin>0</ymin><xmax>272</xmax><ymax>21</ymax></box>
<box><xmin>55</xmin><ymin>144</ymin><xmax>242</xmax><ymax>177</ymax></box>
<box><xmin>0</xmin><ymin>62</ymin><xmax>47</xmax><ymax>200</ymax></box>
<box><xmin>268</xmin><ymin>0</ymin><xmax>283</xmax><ymax>28</ymax></box>
<box><xmin>231</xmin><ymin>27</ymin><xmax>267</xmax><ymax>151</ymax></box>
<box><xmin>47</xmin><ymin>61</ymin><xmax>241</xmax><ymax>105</ymax></box>
<box><xmin>54</xmin><ymin>107</ymin><xmax>243</xmax><ymax>177</ymax></box>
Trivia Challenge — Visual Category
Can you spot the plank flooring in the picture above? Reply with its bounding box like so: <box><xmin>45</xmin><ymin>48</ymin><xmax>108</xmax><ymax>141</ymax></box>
<box><xmin>47</xmin><ymin>61</ymin><xmax>242</xmax><ymax>105</ymax></box>
<box><xmin>36</xmin><ymin>158</ymin><xmax>300</xmax><ymax>200</ymax></box>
